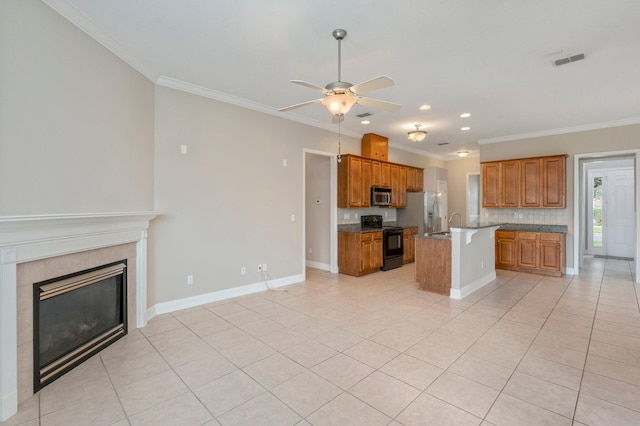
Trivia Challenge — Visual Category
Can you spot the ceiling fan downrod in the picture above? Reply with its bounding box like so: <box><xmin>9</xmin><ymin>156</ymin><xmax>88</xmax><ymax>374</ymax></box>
<box><xmin>333</xmin><ymin>29</ymin><xmax>347</xmax><ymax>83</ymax></box>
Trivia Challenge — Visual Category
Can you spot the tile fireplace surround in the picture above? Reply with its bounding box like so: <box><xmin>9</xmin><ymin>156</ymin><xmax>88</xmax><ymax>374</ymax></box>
<box><xmin>0</xmin><ymin>212</ymin><xmax>158</xmax><ymax>421</ymax></box>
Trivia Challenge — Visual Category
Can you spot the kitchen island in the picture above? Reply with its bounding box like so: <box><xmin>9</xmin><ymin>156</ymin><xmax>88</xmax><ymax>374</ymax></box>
<box><xmin>415</xmin><ymin>222</ymin><xmax>504</xmax><ymax>299</ymax></box>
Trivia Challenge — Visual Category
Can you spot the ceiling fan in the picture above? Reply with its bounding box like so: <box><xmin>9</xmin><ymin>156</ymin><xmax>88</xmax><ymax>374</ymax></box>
<box><xmin>279</xmin><ymin>29</ymin><xmax>401</xmax><ymax>120</ymax></box>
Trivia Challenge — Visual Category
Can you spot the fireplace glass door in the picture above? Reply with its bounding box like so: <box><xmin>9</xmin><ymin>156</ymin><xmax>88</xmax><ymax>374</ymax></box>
<box><xmin>34</xmin><ymin>261</ymin><xmax>127</xmax><ymax>390</ymax></box>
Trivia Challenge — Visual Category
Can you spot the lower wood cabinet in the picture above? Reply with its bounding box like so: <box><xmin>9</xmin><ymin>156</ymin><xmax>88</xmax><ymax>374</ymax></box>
<box><xmin>338</xmin><ymin>231</ymin><xmax>383</xmax><ymax>276</ymax></box>
<box><xmin>495</xmin><ymin>230</ymin><xmax>565</xmax><ymax>276</ymax></box>
<box><xmin>403</xmin><ymin>227</ymin><xmax>418</xmax><ymax>264</ymax></box>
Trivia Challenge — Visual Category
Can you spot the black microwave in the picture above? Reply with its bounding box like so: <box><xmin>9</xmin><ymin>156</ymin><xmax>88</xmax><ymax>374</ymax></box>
<box><xmin>371</xmin><ymin>187</ymin><xmax>392</xmax><ymax>206</ymax></box>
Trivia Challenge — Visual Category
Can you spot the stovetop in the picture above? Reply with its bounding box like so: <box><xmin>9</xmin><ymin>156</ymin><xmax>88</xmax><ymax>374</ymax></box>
<box><xmin>360</xmin><ymin>215</ymin><xmax>402</xmax><ymax>232</ymax></box>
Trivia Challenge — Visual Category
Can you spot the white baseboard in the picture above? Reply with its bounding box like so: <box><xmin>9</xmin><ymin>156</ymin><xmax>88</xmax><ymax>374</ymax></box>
<box><xmin>305</xmin><ymin>260</ymin><xmax>331</xmax><ymax>271</ymax></box>
<box><xmin>450</xmin><ymin>272</ymin><xmax>497</xmax><ymax>300</ymax></box>
<box><xmin>152</xmin><ymin>274</ymin><xmax>305</xmax><ymax>316</ymax></box>
<box><xmin>0</xmin><ymin>391</ymin><xmax>18</xmax><ymax>422</ymax></box>
<box><xmin>565</xmin><ymin>267</ymin><xmax>576</xmax><ymax>275</ymax></box>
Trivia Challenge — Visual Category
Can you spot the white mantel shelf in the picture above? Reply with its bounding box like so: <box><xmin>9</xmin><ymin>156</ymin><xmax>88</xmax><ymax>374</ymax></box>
<box><xmin>0</xmin><ymin>211</ymin><xmax>159</xmax><ymax>421</ymax></box>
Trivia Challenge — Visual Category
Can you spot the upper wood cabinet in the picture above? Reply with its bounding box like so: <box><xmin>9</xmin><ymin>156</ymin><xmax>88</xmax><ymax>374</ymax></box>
<box><xmin>338</xmin><ymin>155</ymin><xmax>369</xmax><ymax>208</ymax></box>
<box><xmin>542</xmin><ymin>156</ymin><xmax>566</xmax><ymax>208</ymax></box>
<box><xmin>390</xmin><ymin>165</ymin><xmax>407</xmax><ymax>208</ymax></box>
<box><xmin>481</xmin><ymin>155</ymin><xmax>567</xmax><ymax>208</ymax></box>
<box><xmin>501</xmin><ymin>160</ymin><xmax>520</xmax><ymax>207</ymax></box>
<box><xmin>481</xmin><ymin>162</ymin><xmax>500</xmax><ymax>207</ymax></box>
<box><xmin>339</xmin><ymin>154</ymin><xmax>422</xmax><ymax>208</ymax></box>
<box><xmin>405</xmin><ymin>167</ymin><xmax>424</xmax><ymax>192</ymax></box>
<box><xmin>361</xmin><ymin>133</ymin><xmax>389</xmax><ymax>161</ymax></box>
<box><xmin>520</xmin><ymin>158</ymin><xmax>542</xmax><ymax>207</ymax></box>
<box><xmin>371</xmin><ymin>160</ymin><xmax>391</xmax><ymax>188</ymax></box>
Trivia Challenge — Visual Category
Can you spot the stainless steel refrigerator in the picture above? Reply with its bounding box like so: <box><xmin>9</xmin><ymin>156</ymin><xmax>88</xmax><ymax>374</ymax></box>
<box><xmin>397</xmin><ymin>191</ymin><xmax>443</xmax><ymax>234</ymax></box>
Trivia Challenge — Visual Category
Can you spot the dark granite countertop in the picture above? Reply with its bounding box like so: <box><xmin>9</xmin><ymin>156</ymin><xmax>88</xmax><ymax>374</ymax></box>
<box><xmin>337</xmin><ymin>222</ymin><xmax>418</xmax><ymax>233</ymax></box>
<box><xmin>494</xmin><ymin>223</ymin><xmax>568</xmax><ymax>234</ymax></box>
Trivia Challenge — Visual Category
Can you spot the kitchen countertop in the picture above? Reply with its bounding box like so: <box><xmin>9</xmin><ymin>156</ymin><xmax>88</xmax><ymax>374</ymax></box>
<box><xmin>493</xmin><ymin>223</ymin><xmax>568</xmax><ymax>234</ymax></box>
<box><xmin>417</xmin><ymin>222</ymin><xmax>506</xmax><ymax>240</ymax></box>
<box><xmin>337</xmin><ymin>222</ymin><xmax>417</xmax><ymax>233</ymax></box>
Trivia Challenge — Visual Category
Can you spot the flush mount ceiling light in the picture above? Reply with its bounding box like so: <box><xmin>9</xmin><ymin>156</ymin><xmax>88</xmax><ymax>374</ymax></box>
<box><xmin>457</xmin><ymin>151</ymin><xmax>469</xmax><ymax>158</ymax></box>
<box><xmin>407</xmin><ymin>124</ymin><xmax>427</xmax><ymax>142</ymax></box>
<box><xmin>419</xmin><ymin>104</ymin><xmax>431</xmax><ymax>111</ymax></box>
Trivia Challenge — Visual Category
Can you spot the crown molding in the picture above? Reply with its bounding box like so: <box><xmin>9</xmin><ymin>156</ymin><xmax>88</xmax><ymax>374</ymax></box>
<box><xmin>156</xmin><ymin>76</ymin><xmax>365</xmax><ymax>139</ymax></box>
<box><xmin>41</xmin><ymin>0</ymin><xmax>158</xmax><ymax>82</ymax></box>
<box><xmin>388</xmin><ymin>141</ymin><xmax>445</xmax><ymax>161</ymax></box>
<box><xmin>478</xmin><ymin>117</ymin><xmax>640</xmax><ymax>144</ymax></box>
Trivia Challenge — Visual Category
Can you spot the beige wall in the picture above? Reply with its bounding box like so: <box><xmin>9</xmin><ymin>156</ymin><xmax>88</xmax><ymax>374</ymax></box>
<box><xmin>445</xmin><ymin>157</ymin><xmax>481</xmax><ymax>222</ymax></box>
<box><xmin>0</xmin><ymin>0</ymin><xmax>155</xmax><ymax>215</ymax></box>
<box><xmin>479</xmin><ymin>123</ymin><xmax>640</xmax><ymax>271</ymax></box>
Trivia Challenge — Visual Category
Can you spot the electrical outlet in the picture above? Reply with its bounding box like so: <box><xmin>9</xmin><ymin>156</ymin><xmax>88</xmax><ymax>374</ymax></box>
<box><xmin>343</xmin><ymin>213</ymin><xmax>349</xmax><ymax>219</ymax></box>
<box><xmin>187</xmin><ymin>275</ymin><xmax>194</xmax><ymax>285</ymax></box>
<box><xmin>481</xmin><ymin>260</ymin><xmax>484</xmax><ymax>269</ymax></box>
<box><xmin>308</xmin><ymin>247</ymin><xmax>312</xmax><ymax>254</ymax></box>
<box><xmin>262</xmin><ymin>263</ymin><xmax>268</xmax><ymax>271</ymax></box>
<box><xmin>241</xmin><ymin>267</ymin><xmax>246</xmax><ymax>275</ymax></box>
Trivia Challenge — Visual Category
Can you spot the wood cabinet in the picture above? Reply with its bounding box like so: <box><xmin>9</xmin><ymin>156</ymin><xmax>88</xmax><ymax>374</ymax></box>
<box><xmin>501</xmin><ymin>160</ymin><xmax>520</xmax><ymax>207</ymax></box>
<box><xmin>481</xmin><ymin>155</ymin><xmax>567</xmax><ymax>208</ymax></box>
<box><xmin>338</xmin><ymin>154</ymin><xmax>422</xmax><ymax>208</ymax></box>
<box><xmin>371</xmin><ymin>160</ymin><xmax>391</xmax><ymax>188</ymax></box>
<box><xmin>338</xmin><ymin>155</ymin><xmax>370</xmax><ymax>208</ymax></box>
<box><xmin>495</xmin><ymin>231</ymin><xmax>517</xmax><ymax>270</ymax></box>
<box><xmin>361</xmin><ymin>133</ymin><xmax>388</xmax><ymax>161</ymax></box>
<box><xmin>482</xmin><ymin>162</ymin><xmax>500</xmax><ymax>207</ymax></box>
<box><xmin>338</xmin><ymin>231</ymin><xmax>383</xmax><ymax>276</ymax></box>
<box><xmin>402</xmin><ymin>227</ymin><xmax>418</xmax><ymax>264</ymax></box>
<box><xmin>405</xmin><ymin>167</ymin><xmax>424</xmax><ymax>192</ymax></box>
<box><xmin>542</xmin><ymin>156</ymin><xmax>566</xmax><ymax>208</ymax></box>
<box><xmin>415</xmin><ymin>237</ymin><xmax>451</xmax><ymax>295</ymax></box>
<box><xmin>495</xmin><ymin>230</ymin><xmax>565</xmax><ymax>276</ymax></box>
<box><xmin>520</xmin><ymin>158</ymin><xmax>542</xmax><ymax>207</ymax></box>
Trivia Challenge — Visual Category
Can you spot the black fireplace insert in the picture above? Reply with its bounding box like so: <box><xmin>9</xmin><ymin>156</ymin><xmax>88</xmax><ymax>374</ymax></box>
<box><xmin>33</xmin><ymin>260</ymin><xmax>127</xmax><ymax>391</ymax></box>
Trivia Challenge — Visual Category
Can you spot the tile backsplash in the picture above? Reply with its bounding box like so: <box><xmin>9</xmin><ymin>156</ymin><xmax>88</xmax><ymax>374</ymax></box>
<box><xmin>338</xmin><ymin>207</ymin><xmax>397</xmax><ymax>224</ymax></box>
<box><xmin>482</xmin><ymin>208</ymin><xmax>569</xmax><ymax>225</ymax></box>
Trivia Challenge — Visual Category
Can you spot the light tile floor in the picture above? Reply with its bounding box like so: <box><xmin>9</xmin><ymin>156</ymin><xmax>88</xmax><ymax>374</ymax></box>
<box><xmin>3</xmin><ymin>256</ymin><xmax>640</xmax><ymax>425</ymax></box>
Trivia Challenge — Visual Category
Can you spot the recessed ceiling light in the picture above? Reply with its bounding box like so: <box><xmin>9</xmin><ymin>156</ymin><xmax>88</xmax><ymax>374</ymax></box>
<box><xmin>461</xmin><ymin>127</ymin><xmax>471</xmax><ymax>131</ymax></box>
<box><xmin>419</xmin><ymin>104</ymin><xmax>431</xmax><ymax>111</ymax></box>
<box><xmin>361</xmin><ymin>120</ymin><xmax>370</xmax><ymax>124</ymax></box>
<box><xmin>460</xmin><ymin>113</ymin><xmax>471</xmax><ymax>118</ymax></box>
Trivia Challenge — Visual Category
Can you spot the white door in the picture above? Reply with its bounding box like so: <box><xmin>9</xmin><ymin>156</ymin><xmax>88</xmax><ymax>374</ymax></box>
<box><xmin>606</xmin><ymin>168</ymin><xmax>635</xmax><ymax>258</ymax></box>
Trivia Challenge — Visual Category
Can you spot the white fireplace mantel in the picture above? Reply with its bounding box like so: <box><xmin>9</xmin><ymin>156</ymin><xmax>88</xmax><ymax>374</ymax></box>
<box><xmin>0</xmin><ymin>212</ymin><xmax>158</xmax><ymax>421</ymax></box>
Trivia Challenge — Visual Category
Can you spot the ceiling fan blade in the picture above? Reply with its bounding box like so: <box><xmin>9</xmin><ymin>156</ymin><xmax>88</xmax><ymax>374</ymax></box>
<box><xmin>350</xmin><ymin>76</ymin><xmax>394</xmax><ymax>95</ymax></box>
<box><xmin>291</xmin><ymin>80</ymin><xmax>326</xmax><ymax>92</ymax></box>
<box><xmin>331</xmin><ymin>114</ymin><xmax>345</xmax><ymax>124</ymax></box>
<box><xmin>356</xmin><ymin>96</ymin><xmax>401</xmax><ymax>112</ymax></box>
<box><xmin>278</xmin><ymin>98</ymin><xmax>323</xmax><ymax>112</ymax></box>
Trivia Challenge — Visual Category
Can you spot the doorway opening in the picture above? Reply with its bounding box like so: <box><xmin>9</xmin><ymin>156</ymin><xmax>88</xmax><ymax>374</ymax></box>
<box><xmin>303</xmin><ymin>149</ymin><xmax>338</xmax><ymax>276</ymax></box>
<box><xmin>580</xmin><ymin>155</ymin><xmax>636</xmax><ymax>263</ymax></box>
<box><xmin>466</xmin><ymin>173</ymin><xmax>480</xmax><ymax>224</ymax></box>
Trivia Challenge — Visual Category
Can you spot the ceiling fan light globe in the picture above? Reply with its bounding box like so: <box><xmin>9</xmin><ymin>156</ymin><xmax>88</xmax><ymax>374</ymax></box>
<box><xmin>321</xmin><ymin>94</ymin><xmax>356</xmax><ymax>115</ymax></box>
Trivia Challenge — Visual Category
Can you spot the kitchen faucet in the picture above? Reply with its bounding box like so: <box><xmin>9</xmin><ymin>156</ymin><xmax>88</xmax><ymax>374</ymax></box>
<box><xmin>448</xmin><ymin>212</ymin><xmax>462</xmax><ymax>228</ymax></box>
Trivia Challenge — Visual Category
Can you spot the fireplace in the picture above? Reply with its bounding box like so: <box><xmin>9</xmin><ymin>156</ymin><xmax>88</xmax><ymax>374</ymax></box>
<box><xmin>0</xmin><ymin>212</ymin><xmax>157</xmax><ymax>422</ymax></box>
<box><xmin>33</xmin><ymin>261</ymin><xmax>128</xmax><ymax>391</ymax></box>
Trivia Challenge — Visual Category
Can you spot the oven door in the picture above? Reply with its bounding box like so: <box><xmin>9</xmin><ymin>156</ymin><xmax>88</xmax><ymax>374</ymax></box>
<box><xmin>383</xmin><ymin>229</ymin><xmax>404</xmax><ymax>258</ymax></box>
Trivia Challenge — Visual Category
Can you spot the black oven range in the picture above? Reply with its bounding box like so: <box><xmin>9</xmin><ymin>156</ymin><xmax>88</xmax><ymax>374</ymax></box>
<box><xmin>360</xmin><ymin>215</ymin><xmax>404</xmax><ymax>271</ymax></box>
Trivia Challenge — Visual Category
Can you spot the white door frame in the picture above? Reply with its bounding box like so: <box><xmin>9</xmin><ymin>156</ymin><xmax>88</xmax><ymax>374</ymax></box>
<box><xmin>466</xmin><ymin>172</ymin><xmax>481</xmax><ymax>223</ymax></box>
<box><xmin>302</xmin><ymin>149</ymin><xmax>338</xmax><ymax>278</ymax></box>
<box><xmin>573</xmin><ymin>149</ymin><xmax>640</xmax><ymax>282</ymax></box>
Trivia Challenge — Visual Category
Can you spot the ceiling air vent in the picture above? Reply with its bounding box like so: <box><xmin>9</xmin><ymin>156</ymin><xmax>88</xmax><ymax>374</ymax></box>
<box><xmin>437</xmin><ymin>142</ymin><xmax>449</xmax><ymax>146</ymax></box>
<box><xmin>553</xmin><ymin>53</ymin><xmax>585</xmax><ymax>67</ymax></box>
<box><xmin>357</xmin><ymin>112</ymin><xmax>372</xmax><ymax>118</ymax></box>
